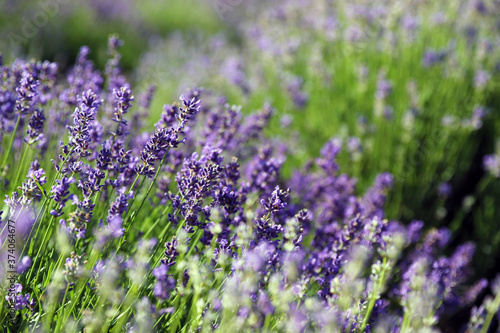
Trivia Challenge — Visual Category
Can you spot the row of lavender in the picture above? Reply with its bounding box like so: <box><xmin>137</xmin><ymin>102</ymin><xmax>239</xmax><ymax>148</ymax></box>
<box><xmin>0</xmin><ymin>36</ymin><xmax>498</xmax><ymax>332</ymax></box>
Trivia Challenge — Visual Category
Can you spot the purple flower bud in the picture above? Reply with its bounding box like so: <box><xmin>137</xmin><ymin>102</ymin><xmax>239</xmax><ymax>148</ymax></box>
<box><xmin>437</xmin><ymin>182</ymin><xmax>452</xmax><ymax>199</ymax></box>
<box><xmin>25</xmin><ymin>108</ymin><xmax>45</xmax><ymax>145</ymax></box>
<box><xmin>17</xmin><ymin>256</ymin><xmax>32</xmax><ymax>274</ymax></box>
<box><xmin>483</xmin><ymin>154</ymin><xmax>500</xmax><ymax>178</ymax></box>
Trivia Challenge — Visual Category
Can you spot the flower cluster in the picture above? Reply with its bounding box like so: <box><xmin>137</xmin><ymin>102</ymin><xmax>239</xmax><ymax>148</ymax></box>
<box><xmin>5</xmin><ymin>284</ymin><xmax>36</xmax><ymax>314</ymax></box>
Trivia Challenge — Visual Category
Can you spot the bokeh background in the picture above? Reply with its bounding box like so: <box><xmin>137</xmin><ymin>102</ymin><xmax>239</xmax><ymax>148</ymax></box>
<box><xmin>1</xmin><ymin>0</ymin><xmax>500</xmax><ymax>281</ymax></box>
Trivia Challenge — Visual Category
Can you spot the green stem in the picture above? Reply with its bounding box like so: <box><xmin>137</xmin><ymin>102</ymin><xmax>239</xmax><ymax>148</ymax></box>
<box><xmin>21</xmin><ymin>146</ymin><xmax>75</xmax><ymax>259</ymax></box>
<box><xmin>480</xmin><ymin>292</ymin><xmax>500</xmax><ymax>333</ymax></box>
<box><xmin>2</xmin><ymin>114</ymin><xmax>21</xmax><ymax>168</ymax></box>
<box><xmin>128</xmin><ymin>149</ymin><xmax>169</xmax><ymax>225</ymax></box>
<box><xmin>400</xmin><ymin>310</ymin><xmax>410</xmax><ymax>333</ymax></box>
<box><xmin>124</xmin><ymin>176</ymin><xmax>146</xmax><ymax>220</ymax></box>
<box><xmin>359</xmin><ymin>257</ymin><xmax>388</xmax><ymax>332</ymax></box>
<box><xmin>12</xmin><ymin>143</ymin><xmax>30</xmax><ymax>191</ymax></box>
<box><xmin>128</xmin><ymin>174</ymin><xmax>141</xmax><ymax>196</ymax></box>
<box><xmin>19</xmin><ymin>197</ymin><xmax>49</xmax><ymax>258</ymax></box>
<box><xmin>186</xmin><ymin>228</ymin><xmax>203</xmax><ymax>257</ymax></box>
<box><xmin>450</xmin><ymin>175</ymin><xmax>492</xmax><ymax>233</ymax></box>
<box><xmin>27</xmin><ymin>209</ymin><xmax>58</xmax><ymax>283</ymax></box>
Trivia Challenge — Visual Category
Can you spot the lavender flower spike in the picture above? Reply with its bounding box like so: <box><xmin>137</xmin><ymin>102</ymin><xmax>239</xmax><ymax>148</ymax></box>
<box><xmin>68</xmin><ymin>89</ymin><xmax>102</xmax><ymax>158</ymax></box>
<box><xmin>112</xmin><ymin>86</ymin><xmax>134</xmax><ymax>136</ymax></box>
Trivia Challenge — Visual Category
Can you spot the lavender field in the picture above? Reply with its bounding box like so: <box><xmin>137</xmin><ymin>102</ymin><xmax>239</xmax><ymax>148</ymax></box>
<box><xmin>1</xmin><ymin>0</ymin><xmax>500</xmax><ymax>332</ymax></box>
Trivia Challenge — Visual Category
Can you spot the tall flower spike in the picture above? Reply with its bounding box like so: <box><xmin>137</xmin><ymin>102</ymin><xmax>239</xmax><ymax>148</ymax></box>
<box><xmin>179</xmin><ymin>94</ymin><xmax>201</xmax><ymax>124</ymax></box>
<box><xmin>108</xmin><ymin>188</ymin><xmax>134</xmax><ymax>222</ymax></box>
<box><xmin>15</xmin><ymin>71</ymin><xmax>39</xmax><ymax>115</ymax></box>
<box><xmin>161</xmin><ymin>237</ymin><xmax>179</xmax><ymax>268</ymax></box>
<box><xmin>25</xmin><ymin>108</ymin><xmax>45</xmax><ymax>145</ymax></box>
<box><xmin>68</xmin><ymin>89</ymin><xmax>102</xmax><ymax>158</ymax></box>
<box><xmin>112</xmin><ymin>86</ymin><xmax>134</xmax><ymax>136</ymax></box>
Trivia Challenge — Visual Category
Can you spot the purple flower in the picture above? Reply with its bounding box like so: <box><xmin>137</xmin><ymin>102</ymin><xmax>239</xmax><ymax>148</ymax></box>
<box><xmin>152</xmin><ymin>264</ymin><xmax>176</xmax><ymax>300</ymax></box>
<box><xmin>255</xmin><ymin>217</ymin><xmax>284</xmax><ymax>243</ymax></box>
<box><xmin>464</xmin><ymin>279</ymin><xmax>488</xmax><ymax>304</ymax></box>
<box><xmin>215</xmin><ymin>186</ymin><xmax>240</xmax><ymax>215</ymax></box>
<box><xmin>64</xmin><ymin>252</ymin><xmax>86</xmax><ymax>281</ymax></box>
<box><xmin>406</xmin><ymin>220</ymin><xmax>424</xmax><ymax>244</ymax></box>
<box><xmin>422</xmin><ymin>49</ymin><xmax>447</xmax><ymax>67</ymax></box>
<box><xmin>483</xmin><ymin>154</ymin><xmax>500</xmax><ymax>177</ymax></box>
<box><xmin>360</xmin><ymin>172</ymin><xmax>394</xmax><ymax>219</ymax></box>
<box><xmin>105</xmin><ymin>36</ymin><xmax>126</xmax><ymax>92</ymax></box>
<box><xmin>5</xmin><ymin>283</ymin><xmax>36</xmax><ymax>313</ymax></box>
<box><xmin>347</xmin><ymin>137</ymin><xmax>362</xmax><ymax>155</ymax></box>
<box><xmin>60</xmin><ymin>46</ymin><xmax>103</xmax><ymax>107</ymax></box>
<box><xmin>175</xmin><ymin>149</ymin><xmax>223</xmax><ymax>228</ymax></box>
<box><xmin>107</xmin><ymin>216</ymin><xmax>125</xmax><ymax>238</ymax></box>
<box><xmin>155</xmin><ymin>104</ymin><xmax>179</xmax><ymax>129</ymax></box>
<box><xmin>108</xmin><ymin>188</ymin><xmax>134</xmax><ymax>222</ymax></box>
<box><xmin>96</xmin><ymin>148</ymin><xmax>112</xmax><ymax>171</ymax></box>
<box><xmin>50</xmin><ymin>176</ymin><xmax>74</xmax><ymax>216</ymax></box>
<box><xmin>68</xmin><ymin>89</ymin><xmax>102</xmax><ymax>158</ymax></box>
<box><xmin>4</xmin><ymin>192</ymin><xmax>22</xmax><ymax>214</ymax></box>
<box><xmin>18</xmin><ymin>164</ymin><xmax>47</xmax><ymax>205</ymax></box>
<box><xmin>422</xmin><ymin>228</ymin><xmax>451</xmax><ymax>254</ymax></box>
<box><xmin>161</xmin><ymin>237</ymin><xmax>179</xmax><ymax>268</ymax></box>
<box><xmin>221</xmin><ymin>56</ymin><xmax>249</xmax><ymax>93</ymax></box>
<box><xmin>112</xmin><ymin>86</ymin><xmax>134</xmax><ymax>136</ymax></box>
<box><xmin>470</xmin><ymin>106</ymin><xmax>486</xmax><ymax>129</ymax></box>
<box><xmin>108</xmin><ymin>35</ymin><xmax>124</xmax><ymax>53</ymax></box>
<box><xmin>316</xmin><ymin>138</ymin><xmax>342</xmax><ymax>174</ymax></box>
<box><xmin>246</xmin><ymin>145</ymin><xmax>283</xmax><ymax>194</ymax></box>
<box><xmin>15</xmin><ymin>71</ymin><xmax>39</xmax><ymax>115</ymax></box>
<box><xmin>60</xmin><ymin>197</ymin><xmax>94</xmax><ymax>239</ymax></box>
<box><xmin>375</xmin><ymin>72</ymin><xmax>392</xmax><ymax>100</ymax></box>
<box><xmin>287</xmin><ymin>76</ymin><xmax>309</xmax><ymax>109</ymax></box>
<box><xmin>474</xmin><ymin>70</ymin><xmax>490</xmax><ymax>89</ymax></box>
<box><xmin>179</xmin><ymin>94</ymin><xmax>201</xmax><ymax>124</ymax></box>
<box><xmin>136</xmin><ymin>127</ymin><xmax>182</xmax><ymax>176</ymax></box>
<box><xmin>437</xmin><ymin>182</ymin><xmax>452</xmax><ymax>199</ymax></box>
<box><xmin>261</xmin><ymin>185</ymin><xmax>290</xmax><ymax>215</ymax></box>
<box><xmin>17</xmin><ymin>256</ymin><xmax>32</xmax><ymax>274</ymax></box>
<box><xmin>25</xmin><ymin>108</ymin><xmax>45</xmax><ymax>145</ymax></box>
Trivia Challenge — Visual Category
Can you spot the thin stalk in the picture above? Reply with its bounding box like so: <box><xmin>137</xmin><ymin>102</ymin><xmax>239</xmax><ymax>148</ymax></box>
<box><xmin>480</xmin><ymin>292</ymin><xmax>500</xmax><ymax>333</ymax></box>
<box><xmin>128</xmin><ymin>174</ymin><xmax>141</xmax><ymax>196</ymax></box>
<box><xmin>359</xmin><ymin>257</ymin><xmax>388</xmax><ymax>332</ymax></box>
<box><xmin>2</xmin><ymin>114</ymin><xmax>21</xmax><ymax>168</ymax></box>
<box><xmin>400</xmin><ymin>310</ymin><xmax>410</xmax><ymax>333</ymax></box>
<box><xmin>12</xmin><ymin>143</ymin><xmax>30</xmax><ymax>191</ymax></box>
<box><xmin>128</xmin><ymin>149</ymin><xmax>169</xmax><ymax>225</ymax></box>
<box><xmin>114</xmin><ymin>152</ymin><xmax>170</xmax><ymax>254</ymax></box>
<box><xmin>26</xmin><ymin>209</ymin><xmax>57</xmax><ymax>283</ymax></box>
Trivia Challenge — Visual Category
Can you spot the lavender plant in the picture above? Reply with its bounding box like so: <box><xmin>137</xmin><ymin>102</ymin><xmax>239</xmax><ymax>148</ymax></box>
<box><xmin>0</xmin><ymin>38</ymin><xmax>498</xmax><ymax>332</ymax></box>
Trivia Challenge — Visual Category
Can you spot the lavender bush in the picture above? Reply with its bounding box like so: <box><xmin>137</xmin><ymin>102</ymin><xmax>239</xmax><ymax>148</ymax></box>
<box><xmin>0</xmin><ymin>37</ymin><xmax>499</xmax><ymax>332</ymax></box>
